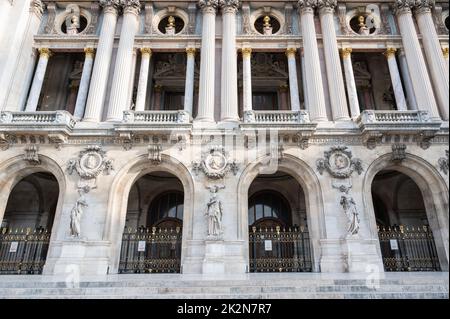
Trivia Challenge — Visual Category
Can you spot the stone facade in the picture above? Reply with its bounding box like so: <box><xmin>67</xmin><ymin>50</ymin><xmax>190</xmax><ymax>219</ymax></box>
<box><xmin>0</xmin><ymin>0</ymin><xmax>448</xmax><ymax>278</ymax></box>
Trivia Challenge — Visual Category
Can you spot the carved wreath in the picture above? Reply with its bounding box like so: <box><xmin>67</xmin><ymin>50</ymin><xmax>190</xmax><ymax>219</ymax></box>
<box><xmin>316</xmin><ymin>146</ymin><xmax>363</xmax><ymax>178</ymax></box>
<box><xmin>192</xmin><ymin>145</ymin><xmax>239</xmax><ymax>179</ymax></box>
<box><xmin>67</xmin><ymin>145</ymin><xmax>113</xmax><ymax>179</ymax></box>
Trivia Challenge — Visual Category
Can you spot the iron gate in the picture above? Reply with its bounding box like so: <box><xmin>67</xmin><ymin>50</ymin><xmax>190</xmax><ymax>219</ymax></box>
<box><xmin>0</xmin><ymin>228</ymin><xmax>51</xmax><ymax>275</ymax></box>
<box><xmin>119</xmin><ymin>227</ymin><xmax>182</xmax><ymax>273</ymax></box>
<box><xmin>249</xmin><ymin>225</ymin><xmax>312</xmax><ymax>272</ymax></box>
<box><xmin>378</xmin><ymin>225</ymin><xmax>441</xmax><ymax>272</ymax></box>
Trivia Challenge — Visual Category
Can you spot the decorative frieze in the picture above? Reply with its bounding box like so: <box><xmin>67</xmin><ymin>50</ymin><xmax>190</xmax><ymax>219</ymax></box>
<box><xmin>316</xmin><ymin>146</ymin><xmax>363</xmax><ymax>179</ymax></box>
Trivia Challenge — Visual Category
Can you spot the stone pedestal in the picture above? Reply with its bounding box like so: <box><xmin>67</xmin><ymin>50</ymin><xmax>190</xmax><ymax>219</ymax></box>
<box><xmin>202</xmin><ymin>240</ymin><xmax>225</xmax><ymax>274</ymax></box>
<box><xmin>345</xmin><ymin>237</ymin><xmax>383</xmax><ymax>273</ymax></box>
<box><xmin>319</xmin><ymin>239</ymin><xmax>346</xmax><ymax>272</ymax></box>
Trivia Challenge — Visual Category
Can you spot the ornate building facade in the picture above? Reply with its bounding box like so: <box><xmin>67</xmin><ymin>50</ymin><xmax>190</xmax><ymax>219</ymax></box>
<box><xmin>0</xmin><ymin>0</ymin><xmax>448</xmax><ymax>279</ymax></box>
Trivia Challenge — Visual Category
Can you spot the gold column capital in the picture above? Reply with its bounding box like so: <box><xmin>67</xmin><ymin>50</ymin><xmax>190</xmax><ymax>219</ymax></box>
<box><xmin>442</xmin><ymin>47</ymin><xmax>449</xmax><ymax>59</ymax></box>
<box><xmin>285</xmin><ymin>47</ymin><xmax>297</xmax><ymax>58</ymax></box>
<box><xmin>186</xmin><ymin>47</ymin><xmax>196</xmax><ymax>57</ymax></box>
<box><xmin>154</xmin><ymin>84</ymin><xmax>163</xmax><ymax>92</ymax></box>
<box><xmin>38</xmin><ymin>47</ymin><xmax>52</xmax><ymax>58</ymax></box>
<box><xmin>341</xmin><ymin>47</ymin><xmax>352</xmax><ymax>58</ymax></box>
<box><xmin>384</xmin><ymin>47</ymin><xmax>397</xmax><ymax>59</ymax></box>
<box><xmin>140</xmin><ymin>47</ymin><xmax>152</xmax><ymax>57</ymax></box>
<box><xmin>84</xmin><ymin>47</ymin><xmax>95</xmax><ymax>57</ymax></box>
<box><xmin>241</xmin><ymin>47</ymin><xmax>252</xmax><ymax>58</ymax></box>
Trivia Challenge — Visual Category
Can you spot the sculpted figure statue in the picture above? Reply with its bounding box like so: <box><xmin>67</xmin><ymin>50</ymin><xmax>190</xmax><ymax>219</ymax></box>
<box><xmin>70</xmin><ymin>195</ymin><xmax>88</xmax><ymax>237</ymax></box>
<box><xmin>205</xmin><ymin>185</ymin><xmax>225</xmax><ymax>238</ymax></box>
<box><xmin>340</xmin><ymin>194</ymin><xmax>360</xmax><ymax>236</ymax></box>
<box><xmin>65</xmin><ymin>4</ymin><xmax>81</xmax><ymax>35</ymax></box>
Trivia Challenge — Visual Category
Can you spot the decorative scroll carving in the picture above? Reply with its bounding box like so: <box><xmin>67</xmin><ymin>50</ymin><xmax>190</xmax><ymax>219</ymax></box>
<box><xmin>24</xmin><ymin>145</ymin><xmax>40</xmax><ymax>165</ymax></box>
<box><xmin>379</xmin><ymin>4</ymin><xmax>392</xmax><ymax>34</ymax></box>
<box><xmin>438</xmin><ymin>150</ymin><xmax>449</xmax><ymax>175</ymax></box>
<box><xmin>192</xmin><ymin>146</ymin><xmax>239</xmax><ymax>179</ymax></box>
<box><xmin>44</xmin><ymin>2</ymin><xmax>56</xmax><ymax>34</ymax></box>
<box><xmin>338</xmin><ymin>4</ymin><xmax>352</xmax><ymax>35</ymax></box>
<box><xmin>205</xmin><ymin>185</ymin><xmax>225</xmax><ymax>240</ymax></box>
<box><xmin>86</xmin><ymin>2</ymin><xmax>100</xmax><ymax>34</ymax></box>
<box><xmin>316</xmin><ymin>146</ymin><xmax>363</xmax><ymax>178</ymax></box>
<box><xmin>391</xmin><ymin>144</ymin><xmax>407</xmax><ymax>163</ymax></box>
<box><xmin>242</xmin><ymin>4</ymin><xmax>253</xmax><ymax>34</ymax></box>
<box><xmin>284</xmin><ymin>4</ymin><xmax>293</xmax><ymax>34</ymax></box>
<box><xmin>187</xmin><ymin>3</ymin><xmax>197</xmax><ymax>34</ymax></box>
<box><xmin>148</xmin><ymin>144</ymin><xmax>162</xmax><ymax>164</ymax></box>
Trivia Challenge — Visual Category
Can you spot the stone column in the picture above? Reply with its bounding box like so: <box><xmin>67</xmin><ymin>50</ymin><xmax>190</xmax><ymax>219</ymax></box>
<box><xmin>73</xmin><ymin>48</ymin><xmax>95</xmax><ymax>119</ymax></box>
<box><xmin>83</xmin><ymin>0</ymin><xmax>120</xmax><ymax>122</ymax></box>
<box><xmin>318</xmin><ymin>0</ymin><xmax>349</xmax><ymax>120</ymax></box>
<box><xmin>107</xmin><ymin>0</ymin><xmax>141</xmax><ymax>121</ymax></box>
<box><xmin>398</xmin><ymin>49</ymin><xmax>418</xmax><ymax>110</ymax></box>
<box><xmin>278</xmin><ymin>84</ymin><xmax>289</xmax><ymax>110</ymax></box>
<box><xmin>298</xmin><ymin>0</ymin><xmax>327</xmax><ymax>121</ymax></box>
<box><xmin>384</xmin><ymin>48</ymin><xmax>408</xmax><ymax>111</ymax></box>
<box><xmin>394</xmin><ymin>1</ymin><xmax>440</xmax><ymax>120</ymax></box>
<box><xmin>300</xmin><ymin>49</ymin><xmax>308</xmax><ymax>110</ymax></box>
<box><xmin>414</xmin><ymin>1</ymin><xmax>449</xmax><ymax>120</ymax></box>
<box><xmin>242</xmin><ymin>47</ymin><xmax>253</xmax><ymax>113</ymax></box>
<box><xmin>24</xmin><ymin>48</ymin><xmax>52</xmax><ymax>112</ymax></box>
<box><xmin>135</xmin><ymin>47</ymin><xmax>152</xmax><ymax>112</ymax></box>
<box><xmin>286</xmin><ymin>47</ymin><xmax>301</xmax><ymax>112</ymax></box>
<box><xmin>220</xmin><ymin>0</ymin><xmax>240</xmax><ymax>122</ymax></box>
<box><xmin>196</xmin><ymin>0</ymin><xmax>219</xmax><ymax>122</ymax></box>
<box><xmin>184</xmin><ymin>47</ymin><xmax>196</xmax><ymax>114</ymax></box>
<box><xmin>341</xmin><ymin>48</ymin><xmax>360</xmax><ymax>118</ymax></box>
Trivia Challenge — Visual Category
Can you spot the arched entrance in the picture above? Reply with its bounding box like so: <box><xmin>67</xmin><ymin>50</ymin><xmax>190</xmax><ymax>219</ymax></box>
<box><xmin>0</xmin><ymin>172</ymin><xmax>59</xmax><ymax>274</ymax></box>
<box><xmin>372</xmin><ymin>170</ymin><xmax>441</xmax><ymax>271</ymax></box>
<box><xmin>248</xmin><ymin>171</ymin><xmax>312</xmax><ymax>272</ymax></box>
<box><xmin>118</xmin><ymin>172</ymin><xmax>184</xmax><ymax>273</ymax></box>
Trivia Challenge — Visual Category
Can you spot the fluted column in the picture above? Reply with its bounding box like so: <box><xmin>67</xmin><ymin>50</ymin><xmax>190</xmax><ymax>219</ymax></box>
<box><xmin>135</xmin><ymin>47</ymin><xmax>152</xmax><ymax>112</ymax></box>
<box><xmin>196</xmin><ymin>0</ymin><xmax>219</xmax><ymax>122</ymax></box>
<box><xmin>414</xmin><ymin>1</ymin><xmax>449</xmax><ymax>120</ymax></box>
<box><xmin>300</xmin><ymin>49</ymin><xmax>308</xmax><ymax>110</ymax></box>
<box><xmin>220</xmin><ymin>0</ymin><xmax>240</xmax><ymax>121</ymax></box>
<box><xmin>394</xmin><ymin>1</ymin><xmax>440</xmax><ymax>120</ymax></box>
<box><xmin>341</xmin><ymin>48</ymin><xmax>360</xmax><ymax>118</ymax></box>
<box><xmin>184</xmin><ymin>47</ymin><xmax>196</xmax><ymax>114</ymax></box>
<box><xmin>73</xmin><ymin>48</ymin><xmax>95</xmax><ymax>119</ymax></box>
<box><xmin>398</xmin><ymin>49</ymin><xmax>418</xmax><ymax>110</ymax></box>
<box><xmin>318</xmin><ymin>0</ymin><xmax>349</xmax><ymax>120</ymax></box>
<box><xmin>107</xmin><ymin>0</ymin><xmax>141</xmax><ymax>121</ymax></box>
<box><xmin>384</xmin><ymin>48</ymin><xmax>407</xmax><ymax>111</ymax></box>
<box><xmin>83</xmin><ymin>0</ymin><xmax>120</xmax><ymax>122</ymax></box>
<box><xmin>242</xmin><ymin>48</ymin><xmax>253</xmax><ymax>113</ymax></box>
<box><xmin>286</xmin><ymin>48</ymin><xmax>301</xmax><ymax>112</ymax></box>
<box><xmin>24</xmin><ymin>48</ymin><xmax>52</xmax><ymax>112</ymax></box>
<box><xmin>298</xmin><ymin>0</ymin><xmax>327</xmax><ymax>121</ymax></box>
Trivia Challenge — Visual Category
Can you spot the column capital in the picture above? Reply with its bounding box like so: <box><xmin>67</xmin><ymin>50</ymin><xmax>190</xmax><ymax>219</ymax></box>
<box><xmin>30</xmin><ymin>0</ymin><xmax>45</xmax><ymax>16</ymax></box>
<box><xmin>286</xmin><ymin>47</ymin><xmax>298</xmax><ymax>58</ymax></box>
<box><xmin>414</xmin><ymin>0</ymin><xmax>434</xmax><ymax>15</ymax></box>
<box><xmin>393</xmin><ymin>0</ymin><xmax>415</xmax><ymax>16</ymax></box>
<box><xmin>241</xmin><ymin>47</ymin><xmax>252</xmax><ymax>58</ymax></box>
<box><xmin>317</xmin><ymin>0</ymin><xmax>337</xmax><ymax>15</ymax></box>
<box><xmin>443</xmin><ymin>47</ymin><xmax>449</xmax><ymax>59</ymax></box>
<box><xmin>100</xmin><ymin>0</ymin><xmax>120</xmax><ymax>14</ymax></box>
<box><xmin>84</xmin><ymin>47</ymin><xmax>95</xmax><ymax>57</ymax></box>
<box><xmin>38</xmin><ymin>48</ymin><xmax>52</xmax><ymax>58</ymax></box>
<box><xmin>219</xmin><ymin>0</ymin><xmax>241</xmax><ymax>14</ymax></box>
<box><xmin>384</xmin><ymin>47</ymin><xmax>397</xmax><ymax>59</ymax></box>
<box><xmin>121</xmin><ymin>0</ymin><xmax>141</xmax><ymax>15</ymax></box>
<box><xmin>186</xmin><ymin>47</ymin><xmax>197</xmax><ymax>57</ymax></box>
<box><xmin>198</xmin><ymin>0</ymin><xmax>219</xmax><ymax>14</ymax></box>
<box><xmin>341</xmin><ymin>47</ymin><xmax>352</xmax><ymax>58</ymax></box>
<box><xmin>297</xmin><ymin>0</ymin><xmax>317</xmax><ymax>14</ymax></box>
<box><xmin>140</xmin><ymin>47</ymin><xmax>152</xmax><ymax>57</ymax></box>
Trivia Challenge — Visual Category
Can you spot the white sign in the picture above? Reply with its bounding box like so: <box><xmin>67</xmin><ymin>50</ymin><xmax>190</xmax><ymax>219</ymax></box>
<box><xmin>264</xmin><ymin>240</ymin><xmax>272</xmax><ymax>251</ymax></box>
<box><xmin>9</xmin><ymin>242</ymin><xmax>18</xmax><ymax>253</ymax></box>
<box><xmin>138</xmin><ymin>241</ymin><xmax>146</xmax><ymax>252</ymax></box>
<box><xmin>390</xmin><ymin>239</ymin><xmax>399</xmax><ymax>250</ymax></box>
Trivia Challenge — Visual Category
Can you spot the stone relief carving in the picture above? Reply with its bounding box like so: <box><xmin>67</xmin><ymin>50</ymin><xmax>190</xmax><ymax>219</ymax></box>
<box><xmin>24</xmin><ymin>145</ymin><xmax>40</xmax><ymax>165</ymax></box>
<box><xmin>391</xmin><ymin>144</ymin><xmax>407</xmax><ymax>163</ymax></box>
<box><xmin>192</xmin><ymin>146</ymin><xmax>239</xmax><ymax>179</ymax></box>
<box><xmin>44</xmin><ymin>2</ymin><xmax>57</xmax><ymax>34</ymax></box>
<box><xmin>70</xmin><ymin>192</ymin><xmax>88</xmax><ymax>238</ymax></box>
<box><xmin>144</xmin><ymin>3</ymin><xmax>154</xmax><ymax>34</ymax></box>
<box><xmin>67</xmin><ymin>145</ymin><xmax>114</xmax><ymax>192</ymax></box>
<box><xmin>316</xmin><ymin>146</ymin><xmax>363</xmax><ymax>178</ymax></box>
<box><xmin>379</xmin><ymin>4</ymin><xmax>392</xmax><ymax>35</ymax></box>
<box><xmin>242</xmin><ymin>4</ymin><xmax>254</xmax><ymax>35</ymax></box>
<box><xmin>187</xmin><ymin>3</ymin><xmax>197</xmax><ymax>34</ymax></box>
<box><xmin>340</xmin><ymin>194</ymin><xmax>360</xmax><ymax>237</ymax></box>
<box><xmin>205</xmin><ymin>185</ymin><xmax>225</xmax><ymax>239</ymax></box>
<box><xmin>338</xmin><ymin>4</ymin><xmax>352</xmax><ymax>35</ymax></box>
<box><xmin>85</xmin><ymin>2</ymin><xmax>100</xmax><ymax>34</ymax></box>
<box><xmin>438</xmin><ymin>150</ymin><xmax>449</xmax><ymax>175</ymax></box>
<box><xmin>148</xmin><ymin>144</ymin><xmax>162</xmax><ymax>164</ymax></box>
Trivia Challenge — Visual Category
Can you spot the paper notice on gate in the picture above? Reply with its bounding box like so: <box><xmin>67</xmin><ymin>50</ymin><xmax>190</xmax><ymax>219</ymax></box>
<box><xmin>9</xmin><ymin>242</ymin><xmax>18</xmax><ymax>253</ymax></box>
<box><xmin>390</xmin><ymin>239</ymin><xmax>399</xmax><ymax>250</ymax></box>
<box><xmin>138</xmin><ymin>241</ymin><xmax>146</xmax><ymax>252</ymax></box>
<box><xmin>264</xmin><ymin>240</ymin><xmax>273</xmax><ymax>251</ymax></box>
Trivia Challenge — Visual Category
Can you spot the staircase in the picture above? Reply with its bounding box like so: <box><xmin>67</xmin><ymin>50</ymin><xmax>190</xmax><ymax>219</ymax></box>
<box><xmin>0</xmin><ymin>272</ymin><xmax>447</xmax><ymax>299</ymax></box>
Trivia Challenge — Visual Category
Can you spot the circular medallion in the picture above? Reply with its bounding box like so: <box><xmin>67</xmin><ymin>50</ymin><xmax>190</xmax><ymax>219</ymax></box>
<box><xmin>330</xmin><ymin>152</ymin><xmax>350</xmax><ymax>171</ymax></box>
<box><xmin>80</xmin><ymin>152</ymin><xmax>103</xmax><ymax>176</ymax></box>
<box><xmin>205</xmin><ymin>151</ymin><xmax>227</xmax><ymax>174</ymax></box>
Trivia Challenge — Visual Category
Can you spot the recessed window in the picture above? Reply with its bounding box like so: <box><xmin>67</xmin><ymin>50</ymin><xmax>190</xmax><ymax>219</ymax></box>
<box><xmin>254</xmin><ymin>15</ymin><xmax>280</xmax><ymax>35</ymax></box>
<box><xmin>350</xmin><ymin>15</ymin><xmax>376</xmax><ymax>35</ymax></box>
<box><xmin>61</xmin><ymin>15</ymin><xmax>88</xmax><ymax>34</ymax></box>
<box><xmin>158</xmin><ymin>16</ymin><xmax>185</xmax><ymax>35</ymax></box>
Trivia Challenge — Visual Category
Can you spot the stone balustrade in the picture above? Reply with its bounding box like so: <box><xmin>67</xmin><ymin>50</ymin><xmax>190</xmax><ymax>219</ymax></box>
<box><xmin>122</xmin><ymin>110</ymin><xmax>192</xmax><ymax>124</ymax></box>
<box><xmin>357</xmin><ymin>110</ymin><xmax>435</xmax><ymax>124</ymax></box>
<box><xmin>0</xmin><ymin>111</ymin><xmax>76</xmax><ymax>128</ymax></box>
<box><xmin>243</xmin><ymin>110</ymin><xmax>311</xmax><ymax>124</ymax></box>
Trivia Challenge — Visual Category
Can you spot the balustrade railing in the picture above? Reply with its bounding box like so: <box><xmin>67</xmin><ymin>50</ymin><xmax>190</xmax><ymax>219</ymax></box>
<box><xmin>122</xmin><ymin>110</ymin><xmax>191</xmax><ymax>124</ymax></box>
<box><xmin>0</xmin><ymin>227</ymin><xmax>50</xmax><ymax>275</ymax></box>
<box><xmin>378</xmin><ymin>225</ymin><xmax>441</xmax><ymax>272</ymax></box>
<box><xmin>0</xmin><ymin>111</ymin><xmax>76</xmax><ymax>127</ymax></box>
<box><xmin>358</xmin><ymin>110</ymin><xmax>433</xmax><ymax>124</ymax></box>
<box><xmin>119</xmin><ymin>227</ymin><xmax>182</xmax><ymax>274</ymax></box>
<box><xmin>249</xmin><ymin>225</ymin><xmax>312</xmax><ymax>273</ymax></box>
<box><xmin>244</xmin><ymin>110</ymin><xmax>311</xmax><ymax>124</ymax></box>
